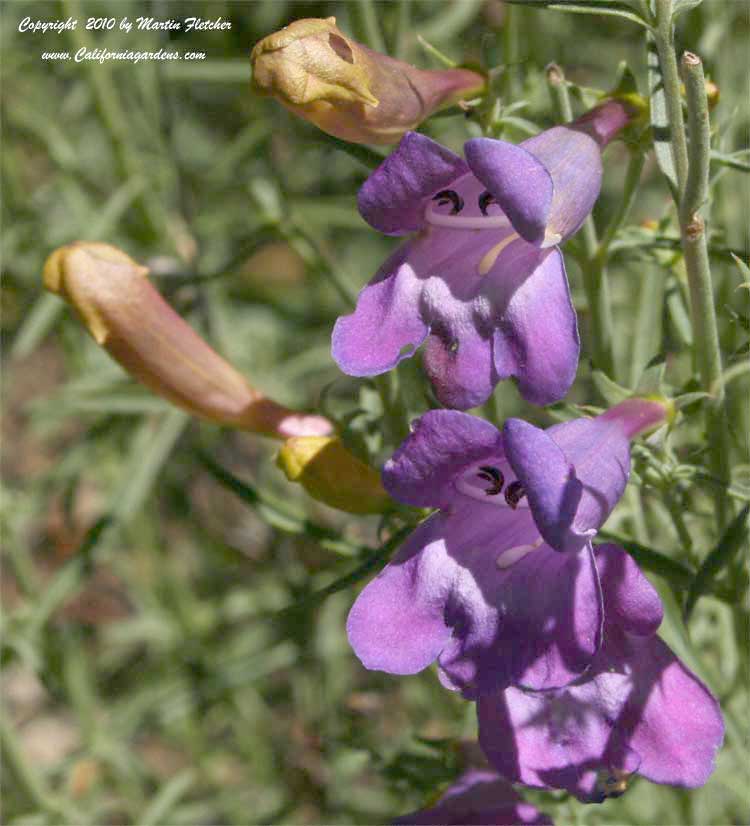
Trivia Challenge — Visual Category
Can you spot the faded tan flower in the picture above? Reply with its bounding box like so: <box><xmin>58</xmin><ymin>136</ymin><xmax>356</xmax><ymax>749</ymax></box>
<box><xmin>43</xmin><ymin>242</ymin><xmax>332</xmax><ymax>440</ymax></box>
<box><xmin>251</xmin><ymin>17</ymin><xmax>484</xmax><ymax>144</ymax></box>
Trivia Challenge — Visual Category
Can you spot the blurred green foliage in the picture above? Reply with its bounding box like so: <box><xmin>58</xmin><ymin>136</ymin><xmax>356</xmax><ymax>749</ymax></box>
<box><xmin>1</xmin><ymin>1</ymin><xmax>748</xmax><ymax>824</ymax></box>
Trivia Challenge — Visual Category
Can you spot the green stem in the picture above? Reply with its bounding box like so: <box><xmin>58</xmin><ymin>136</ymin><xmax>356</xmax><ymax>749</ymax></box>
<box><xmin>395</xmin><ymin>0</ymin><xmax>412</xmax><ymax>61</ymax></box>
<box><xmin>681</xmin><ymin>52</ymin><xmax>711</xmax><ymax>222</ymax></box>
<box><xmin>598</xmin><ymin>150</ymin><xmax>646</xmax><ymax>259</ymax></box>
<box><xmin>653</xmin><ymin>8</ymin><xmax>731</xmax><ymax>529</ymax></box>
<box><xmin>354</xmin><ymin>0</ymin><xmax>387</xmax><ymax>54</ymax></box>
<box><xmin>501</xmin><ymin>2</ymin><xmax>521</xmax><ymax>100</ymax></box>
<box><xmin>654</xmin><ymin>0</ymin><xmax>689</xmax><ymax>197</ymax></box>
<box><xmin>374</xmin><ymin>371</ymin><xmax>411</xmax><ymax>450</ymax></box>
<box><xmin>546</xmin><ymin>65</ymin><xmax>615</xmax><ymax>376</ymax></box>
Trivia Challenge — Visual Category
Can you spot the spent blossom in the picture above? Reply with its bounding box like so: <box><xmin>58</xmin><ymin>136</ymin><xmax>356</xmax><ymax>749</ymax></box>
<box><xmin>333</xmin><ymin>99</ymin><xmax>634</xmax><ymax>409</ymax></box>
<box><xmin>478</xmin><ymin>545</ymin><xmax>724</xmax><ymax>802</ymax></box>
<box><xmin>43</xmin><ymin>242</ymin><xmax>332</xmax><ymax>439</ymax></box>
<box><xmin>251</xmin><ymin>17</ymin><xmax>484</xmax><ymax>145</ymax></box>
<box><xmin>347</xmin><ymin>398</ymin><xmax>670</xmax><ymax>697</ymax></box>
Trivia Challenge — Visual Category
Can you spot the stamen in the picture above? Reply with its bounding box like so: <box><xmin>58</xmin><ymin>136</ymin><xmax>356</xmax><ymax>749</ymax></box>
<box><xmin>477</xmin><ymin>465</ymin><xmax>504</xmax><ymax>496</ymax></box>
<box><xmin>478</xmin><ymin>233</ymin><xmax>519</xmax><ymax>276</ymax></box>
<box><xmin>478</xmin><ymin>190</ymin><xmax>496</xmax><ymax>216</ymax></box>
<box><xmin>504</xmin><ymin>480</ymin><xmax>526</xmax><ymax>509</ymax></box>
<box><xmin>432</xmin><ymin>189</ymin><xmax>464</xmax><ymax>215</ymax></box>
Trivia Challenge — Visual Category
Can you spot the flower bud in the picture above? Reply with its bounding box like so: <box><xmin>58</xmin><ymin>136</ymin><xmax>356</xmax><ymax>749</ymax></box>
<box><xmin>251</xmin><ymin>17</ymin><xmax>485</xmax><ymax>144</ymax></box>
<box><xmin>600</xmin><ymin>396</ymin><xmax>674</xmax><ymax>439</ymax></box>
<box><xmin>43</xmin><ymin>242</ymin><xmax>332</xmax><ymax>440</ymax></box>
<box><xmin>277</xmin><ymin>436</ymin><xmax>390</xmax><ymax>514</ymax></box>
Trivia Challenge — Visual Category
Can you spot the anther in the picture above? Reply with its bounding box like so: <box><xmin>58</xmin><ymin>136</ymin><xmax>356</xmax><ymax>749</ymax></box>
<box><xmin>432</xmin><ymin>189</ymin><xmax>464</xmax><ymax>215</ymax></box>
<box><xmin>477</xmin><ymin>465</ymin><xmax>504</xmax><ymax>496</ymax></box>
<box><xmin>504</xmin><ymin>480</ymin><xmax>526</xmax><ymax>509</ymax></box>
<box><xmin>478</xmin><ymin>191</ymin><xmax>496</xmax><ymax>216</ymax></box>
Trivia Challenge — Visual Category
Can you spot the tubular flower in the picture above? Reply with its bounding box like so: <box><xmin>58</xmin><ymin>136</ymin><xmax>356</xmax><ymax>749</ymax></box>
<box><xmin>251</xmin><ymin>17</ymin><xmax>484</xmax><ymax>145</ymax></box>
<box><xmin>43</xmin><ymin>242</ymin><xmax>332</xmax><ymax>440</ymax></box>
<box><xmin>393</xmin><ymin>768</ymin><xmax>553</xmax><ymax>825</ymax></box>
<box><xmin>346</xmin><ymin>398</ymin><xmax>669</xmax><ymax>698</ymax></box>
<box><xmin>478</xmin><ymin>545</ymin><xmax>724</xmax><ymax>802</ymax></box>
<box><xmin>333</xmin><ymin>100</ymin><xmax>634</xmax><ymax>409</ymax></box>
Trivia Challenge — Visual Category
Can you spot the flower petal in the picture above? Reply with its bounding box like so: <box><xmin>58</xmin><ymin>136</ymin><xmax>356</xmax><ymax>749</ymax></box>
<box><xmin>501</xmin><ymin>419</ymin><xmax>584</xmax><ymax>553</ymax></box>
<box><xmin>382</xmin><ymin>409</ymin><xmax>503</xmax><ymax>509</ymax></box>
<box><xmin>393</xmin><ymin>768</ymin><xmax>553</xmax><ymax>826</ymax></box>
<box><xmin>607</xmin><ymin>632</ymin><xmax>724</xmax><ymax>790</ymax></box>
<box><xmin>464</xmin><ymin>138</ymin><xmax>553</xmax><ymax>246</ymax></box>
<box><xmin>594</xmin><ymin>543</ymin><xmax>663</xmax><ymax>637</ymax></box>
<box><xmin>437</xmin><ymin>540</ymin><xmax>603</xmax><ymax>696</ymax></box>
<box><xmin>422</xmin><ymin>325</ymin><xmax>497</xmax><ymax>410</ymax></box>
<box><xmin>478</xmin><ymin>626</ymin><xmax>724</xmax><ymax>800</ymax></box>
<box><xmin>490</xmin><ymin>247</ymin><xmax>579</xmax><ymax>406</ymax></box>
<box><xmin>331</xmin><ymin>241</ymin><xmax>428</xmax><ymax>376</ymax></box>
<box><xmin>503</xmin><ymin>415</ymin><xmax>630</xmax><ymax>553</ymax></box>
<box><xmin>520</xmin><ymin>126</ymin><xmax>603</xmax><ymax>244</ymax></box>
<box><xmin>346</xmin><ymin>513</ymin><xmax>456</xmax><ymax>675</ymax></box>
<box><xmin>478</xmin><ymin>544</ymin><xmax>723</xmax><ymax>800</ymax></box>
<box><xmin>358</xmin><ymin>132</ymin><xmax>468</xmax><ymax>235</ymax></box>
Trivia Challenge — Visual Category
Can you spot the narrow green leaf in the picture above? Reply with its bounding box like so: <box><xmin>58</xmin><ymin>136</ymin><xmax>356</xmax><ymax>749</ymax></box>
<box><xmin>673</xmin><ymin>391</ymin><xmax>710</xmax><ymax>409</ymax></box>
<box><xmin>163</xmin><ymin>59</ymin><xmax>250</xmax><ymax>83</ymax></box>
<box><xmin>712</xmin><ymin>150</ymin><xmax>750</xmax><ymax>173</ymax></box>
<box><xmin>311</xmin><ymin>132</ymin><xmax>387</xmax><ymax>171</ymax></box>
<box><xmin>634</xmin><ymin>356</ymin><xmax>667</xmax><ymax>395</ymax></box>
<box><xmin>711</xmin><ymin>361</ymin><xmax>750</xmax><ymax>397</ymax></box>
<box><xmin>418</xmin><ymin>0</ymin><xmax>485</xmax><ymax>41</ymax></box>
<box><xmin>113</xmin><ymin>411</ymin><xmax>189</xmax><ymax>522</ymax></box>
<box><xmin>197</xmin><ymin>451</ymin><xmax>359</xmax><ymax>555</ymax></box>
<box><xmin>672</xmin><ymin>0</ymin><xmax>703</xmax><ymax>18</ymax></box>
<box><xmin>505</xmin><ymin>0</ymin><xmax>651</xmax><ymax>28</ymax></box>
<box><xmin>599</xmin><ymin>532</ymin><xmax>695</xmax><ymax>589</ymax></box>
<box><xmin>647</xmin><ymin>34</ymin><xmax>679</xmax><ymax>196</ymax></box>
<box><xmin>731</xmin><ymin>253</ymin><xmax>750</xmax><ymax>288</ymax></box>
<box><xmin>684</xmin><ymin>506</ymin><xmax>750</xmax><ymax>620</ymax></box>
<box><xmin>591</xmin><ymin>369</ymin><xmax>632</xmax><ymax>405</ymax></box>
<box><xmin>10</xmin><ymin>293</ymin><xmax>64</xmax><ymax>359</ymax></box>
<box><xmin>139</xmin><ymin>769</ymin><xmax>196</xmax><ymax>826</ymax></box>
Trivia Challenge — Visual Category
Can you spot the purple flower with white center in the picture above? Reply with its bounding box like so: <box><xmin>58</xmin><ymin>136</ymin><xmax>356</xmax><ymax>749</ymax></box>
<box><xmin>332</xmin><ymin>100</ymin><xmax>634</xmax><ymax>409</ymax></box>
<box><xmin>393</xmin><ymin>768</ymin><xmax>553</xmax><ymax>825</ymax></box>
<box><xmin>478</xmin><ymin>545</ymin><xmax>725</xmax><ymax>802</ymax></box>
<box><xmin>346</xmin><ymin>398</ymin><xmax>670</xmax><ymax>698</ymax></box>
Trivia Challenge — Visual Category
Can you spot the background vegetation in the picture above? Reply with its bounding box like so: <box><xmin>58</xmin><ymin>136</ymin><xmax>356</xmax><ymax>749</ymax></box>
<box><xmin>1</xmin><ymin>1</ymin><xmax>748</xmax><ymax>824</ymax></box>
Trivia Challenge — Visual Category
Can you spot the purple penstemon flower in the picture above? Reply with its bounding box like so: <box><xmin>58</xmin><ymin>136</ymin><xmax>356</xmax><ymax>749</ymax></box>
<box><xmin>478</xmin><ymin>544</ymin><xmax>725</xmax><ymax>802</ymax></box>
<box><xmin>332</xmin><ymin>100</ymin><xmax>633</xmax><ymax>410</ymax></box>
<box><xmin>346</xmin><ymin>398</ymin><xmax>670</xmax><ymax>698</ymax></box>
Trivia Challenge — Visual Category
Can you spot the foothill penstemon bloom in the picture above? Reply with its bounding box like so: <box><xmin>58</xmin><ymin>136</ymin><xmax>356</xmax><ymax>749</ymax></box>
<box><xmin>347</xmin><ymin>399</ymin><xmax>724</xmax><ymax>799</ymax></box>
<box><xmin>347</xmin><ymin>398</ymin><xmax>669</xmax><ymax>696</ymax></box>
<box><xmin>332</xmin><ymin>99</ymin><xmax>635</xmax><ymax>409</ymax></box>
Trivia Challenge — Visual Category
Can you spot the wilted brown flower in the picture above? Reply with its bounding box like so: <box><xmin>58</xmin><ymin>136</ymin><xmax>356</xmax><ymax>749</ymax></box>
<box><xmin>251</xmin><ymin>17</ymin><xmax>484</xmax><ymax>144</ymax></box>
